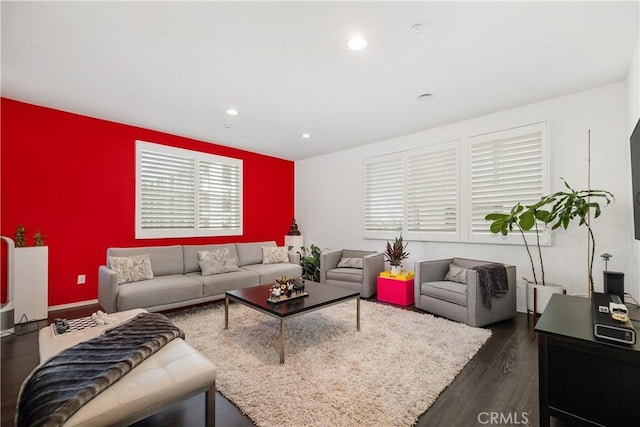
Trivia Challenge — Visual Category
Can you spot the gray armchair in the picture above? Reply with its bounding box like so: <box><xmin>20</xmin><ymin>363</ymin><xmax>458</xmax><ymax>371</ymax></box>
<box><xmin>320</xmin><ymin>249</ymin><xmax>385</xmax><ymax>298</ymax></box>
<box><xmin>414</xmin><ymin>258</ymin><xmax>516</xmax><ymax>327</ymax></box>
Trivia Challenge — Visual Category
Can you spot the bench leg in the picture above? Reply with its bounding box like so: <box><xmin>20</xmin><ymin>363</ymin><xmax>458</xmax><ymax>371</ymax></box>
<box><xmin>205</xmin><ymin>381</ymin><xmax>216</xmax><ymax>427</ymax></box>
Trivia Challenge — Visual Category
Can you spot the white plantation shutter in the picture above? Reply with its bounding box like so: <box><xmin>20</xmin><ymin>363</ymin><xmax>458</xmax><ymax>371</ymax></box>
<box><xmin>136</xmin><ymin>141</ymin><xmax>242</xmax><ymax>238</ymax></box>
<box><xmin>364</xmin><ymin>155</ymin><xmax>404</xmax><ymax>237</ymax></box>
<box><xmin>406</xmin><ymin>141</ymin><xmax>459</xmax><ymax>240</ymax></box>
<box><xmin>198</xmin><ymin>160</ymin><xmax>242</xmax><ymax>231</ymax></box>
<box><xmin>469</xmin><ymin>122</ymin><xmax>549</xmax><ymax>243</ymax></box>
<box><xmin>138</xmin><ymin>149</ymin><xmax>196</xmax><ymax>231</ymax></box>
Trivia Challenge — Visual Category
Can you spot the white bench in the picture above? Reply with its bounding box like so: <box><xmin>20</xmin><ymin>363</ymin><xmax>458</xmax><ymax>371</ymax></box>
<box><xmin>38</xmin><ymin>309</ymin><xmax>216</xmax><ymax>426</ymax></box>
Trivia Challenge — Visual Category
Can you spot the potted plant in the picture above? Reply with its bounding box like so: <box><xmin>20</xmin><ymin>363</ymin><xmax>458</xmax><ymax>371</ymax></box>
<box><xmin>485</xmin><ymin>178</ymin><xmax>614</xmax><ymax>312</ymax></box>
<box><xmin>297</xmin><ymin>244</ymin><xmax>321</xmax><ymax>282</ymax></box>
<box><xmin>384</xmin><ymin>235</ymin><xmax>410</xmax><ymax>275</ymax></box>
<box><xmin>485</xmin><ymin>198</ymin><xmax>564</xmax><ymax>314</ymax></box>
<box><xmin>543</xmin><ymin>179</ymin><xmax>614</xmax><ymax>295</ymax></box>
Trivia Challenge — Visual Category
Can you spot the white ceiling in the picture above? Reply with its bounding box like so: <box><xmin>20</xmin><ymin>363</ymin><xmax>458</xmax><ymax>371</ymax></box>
<box><xmin>2</xmin><ymin>1</ymin><xmax>638</xmax><ymax>161</ymax></box>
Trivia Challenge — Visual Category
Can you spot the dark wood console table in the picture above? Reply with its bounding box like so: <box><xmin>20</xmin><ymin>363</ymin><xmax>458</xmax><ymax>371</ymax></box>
<box><xmin>535</xmin><ymin>294</ymin><xmax>640</xmax><ymax>426</ymax></box>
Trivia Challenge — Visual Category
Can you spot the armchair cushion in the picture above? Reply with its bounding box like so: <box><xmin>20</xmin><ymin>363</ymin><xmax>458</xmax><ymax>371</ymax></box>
<box><xmin>326</xmin><ymin>267</ymin><xmax>363</xmax><ymax>284</ymax></box>
<box><xmin>421</xmin><ymin>281</ymin><xmax>468</xmax><ymax>306</ymax></box>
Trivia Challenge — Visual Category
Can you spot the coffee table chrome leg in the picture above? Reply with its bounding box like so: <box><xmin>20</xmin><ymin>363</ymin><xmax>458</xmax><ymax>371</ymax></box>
<box><xmin>279</xmin><ymin>319</ymin><xmax>285</xmax><ymax>364</ymax></box>
<box><xmin>357</xmin><ymin>297</ymin><xmax>360</xmax><ymax>331</ymax></box>
<box><xmin>224</xmin><ymin>297</ymin><xmax>229</xmax><ymax>329</ymax></box>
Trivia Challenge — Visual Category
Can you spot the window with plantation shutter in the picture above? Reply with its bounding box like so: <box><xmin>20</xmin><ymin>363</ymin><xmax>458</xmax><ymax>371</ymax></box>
<box><xmin>469</xmin><ymin>122</ymin><xmax>549</xmax><ymax>243</ymax></box>
<box><xmin>364</xmin><ymin>154</ymin><xmax>404</xmax><ymax>237</ymax></box>
<box><xmin>136</xmin><ymin>141</ymin><xmax>242</xmax><ymax>238</ymax></box>
<box><xmin>198</xmin><ymin>160</ymin><xmax>241</xmax><ymax>232</ymax></box>
<box><xmin>406</xmin><ymin>141</ymin><xmax>459</xmax><ymax>240</ymax></box>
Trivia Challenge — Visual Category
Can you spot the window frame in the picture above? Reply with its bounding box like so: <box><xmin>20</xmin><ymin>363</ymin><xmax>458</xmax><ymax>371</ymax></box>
<box><xmin>362</xmin><ymin>122</ymin><xmax>549</xmax><ymax>246</ymax></box>
<box><xmin>135</xmin><ymin>140</ymin><xmax>243</xmax><ymax>239</ymax></box>
<box><xmin>405</xmin><ymin>140</ymin><xmax>461</xmax><ymax>242</ymax></box>
<box><xmin>467</xmin><ymin>122</ymin><xmax>550</xmax><ymax>245</ymax></box>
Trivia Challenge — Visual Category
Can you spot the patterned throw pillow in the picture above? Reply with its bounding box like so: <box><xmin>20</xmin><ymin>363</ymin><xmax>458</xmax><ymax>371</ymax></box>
<box><xmin>337</xmin><ymin>257</ymin><xmax>363</xmax><ymax>269</ymax></box>
<box><xmin>262</xmin><ymin>247</ymin><xmax>289</xmax><ymax>264</ymax></box>
<box><xmin>444</xmin><ymin>263</ymin><xmax>468</xmax><ymax>284</ymax></box>
<box><xmin>108</xmin><ymin>254</ymin><xmax>154</xmax><ymax>284</ymax></box>
<box><xmin>197</xmin><ymin>248</ymin><xmax>240</xmax><ymax>275</ymax></box>
<box><xmin>198</xmin><ymin>248</ymin><xmax>230</xmax><ymax>262</ymax></box>
<box><xmin>198</xmin><ymin>258</ymin><xmax>240</xmax><ymax>276</ymax></box>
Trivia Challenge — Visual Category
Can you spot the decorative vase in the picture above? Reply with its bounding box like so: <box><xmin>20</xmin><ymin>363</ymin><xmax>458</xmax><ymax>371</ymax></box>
<box><xmin>391</xmin><ymin>265</ymin><xmax>401</xmax><ymax>275</ymax></box>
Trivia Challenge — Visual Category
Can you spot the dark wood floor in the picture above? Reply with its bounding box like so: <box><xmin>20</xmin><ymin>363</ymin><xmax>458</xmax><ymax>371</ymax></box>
<box><xmin>1</xmin><ymin>300</ymin><xmax>549</xmax><ymax>426</ymax></box>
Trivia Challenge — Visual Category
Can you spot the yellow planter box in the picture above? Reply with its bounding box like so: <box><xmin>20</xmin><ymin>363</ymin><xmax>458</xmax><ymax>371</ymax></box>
<box><xmin>379</xmin><ymin>270</ymin><xmax>415</xmax><ymax>281</ymax></box>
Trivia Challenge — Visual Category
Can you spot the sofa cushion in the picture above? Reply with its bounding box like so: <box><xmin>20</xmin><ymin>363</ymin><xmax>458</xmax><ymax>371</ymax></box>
<box><xmin>326</xmin><ymin>267</ymin><xmax>363</xmax><ymax>284</ymax></box>
<box><xmin>444</xmin><ymin>263</ymin><xmax>468</xmax><ymax>284</ymax></box>
<box><xmin>108</xmin><ymin>246</ymin><xmax>184</xmax><ymax>276</ymax></box>
<box><xmin>236</xmin><ymin>241</ymin><xmax>276</xmax><ymax>266</ymax></box>
<box><xmin>108</xmin><ymin>254</ymin><xmax>154</xmax><ymax>284</ymax></box>
<box><xmin>117</xmin><ymin>275</ymin><xmax>203</xmax><ymax>311</ymax></box>
<box><xmin>262</xmin><ymin>246</ymin><xmax>289</xmax><ymax>264</ymax></box>
<box><xmin>182</xmin><ymin>244</ymin><xmax>239</xmax><ymax>274</ymax></box>
<box><xmin>240</xmin><ymin>263</ymin><xmax>303</xmax><ymax>285</ymax></box>
<box><xmin>337</xmin><ymin>257</ymin><xmax>363</xmax><ymax>269</ymax></box>
<box><xmin>187</xmin><ymin>270</ymin><xmax>260</xmax><ymax>296</ymax></box>
<box><xmin>421</xmin><ymin>281</ymin><xmax>468</xmax><ymax>307</ymax></box>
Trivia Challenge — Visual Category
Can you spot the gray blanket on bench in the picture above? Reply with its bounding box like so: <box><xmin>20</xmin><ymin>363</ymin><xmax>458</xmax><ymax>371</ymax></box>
<box><xmin>16</xmin><ymin>312</ymin><xmax>185</xmax><ymax>427</ymax></box>
<box><xmin>472</xmin><ymin>263</ymin><xmax>509</xmax><ymax>309</ymax></box>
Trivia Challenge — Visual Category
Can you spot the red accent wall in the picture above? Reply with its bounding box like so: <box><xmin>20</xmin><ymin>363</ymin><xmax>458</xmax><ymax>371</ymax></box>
<box><xmin>1</xmin><ymin>98</ymin><xmax>295</xmax><ymax>306</ymax></box>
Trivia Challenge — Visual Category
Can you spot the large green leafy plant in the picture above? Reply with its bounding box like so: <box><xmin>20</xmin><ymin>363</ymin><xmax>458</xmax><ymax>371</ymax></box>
<box><xmin>544</xmin><ymin>180</ymin><xmax>614</xmax><ymax>293</ymax></box>
<box><xmin>486</xmin><ymin>198</ymin><xmax>551</xmax><ymax>286</ymax></box>
<box><xmin>486</xmin><ymin>179</ymin><xmax>614</xmax><ymax>292</ymax></box>
<box><xmin>297</xmin><ymin>244</ymin><xmax>321</xmax><ymax>282</ymax></box>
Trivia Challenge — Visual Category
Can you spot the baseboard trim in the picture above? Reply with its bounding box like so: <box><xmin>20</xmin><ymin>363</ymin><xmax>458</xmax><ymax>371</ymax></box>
<box><xmin>49</xmin><ymin>299</ymin><xmax>99</xmax><ymax>312</ymax></box>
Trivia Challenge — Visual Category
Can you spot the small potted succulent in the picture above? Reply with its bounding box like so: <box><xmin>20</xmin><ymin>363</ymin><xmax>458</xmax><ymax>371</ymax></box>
<box><xmin>384</xmin><ymin>235</ymin><xmax>410</xmax><ymax>275</ymax></box>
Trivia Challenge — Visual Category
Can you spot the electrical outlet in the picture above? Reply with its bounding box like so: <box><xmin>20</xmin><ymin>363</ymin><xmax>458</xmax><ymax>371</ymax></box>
<box><xmin>77</xmin><ymin>274</ymin><xmax>86</xmax><ymax>285</ymax></box>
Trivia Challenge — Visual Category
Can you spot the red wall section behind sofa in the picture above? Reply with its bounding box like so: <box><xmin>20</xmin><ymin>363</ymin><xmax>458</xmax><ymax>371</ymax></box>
<box><xmin>1</xmin><ymin>98</ymin><xmax>295</xmax><ymax>306</ymax></box>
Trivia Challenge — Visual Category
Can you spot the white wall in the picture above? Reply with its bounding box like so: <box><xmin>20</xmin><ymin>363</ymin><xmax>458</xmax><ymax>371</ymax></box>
<box><xmin>628</xmin><ymin>40</ymin><xmax>640</xmax><ymax>301</ymax></box>
<box><xmin>296</xmin><ymin>82</ymin><xmax>635</xmax><ymax>311</ymax></box>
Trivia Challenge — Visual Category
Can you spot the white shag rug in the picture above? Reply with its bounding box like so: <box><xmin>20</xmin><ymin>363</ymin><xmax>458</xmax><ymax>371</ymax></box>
<box><xmin>168</xmin><ymin>300</ymin><xmax>491</xmax><ymax>427</ymax></box>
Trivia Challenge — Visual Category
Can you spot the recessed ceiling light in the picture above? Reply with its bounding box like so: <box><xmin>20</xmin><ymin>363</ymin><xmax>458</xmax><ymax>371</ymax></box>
<box><xmin>301</xmin><ymin>133</ymin><xmax>312</xmax><ymax>139</ymax></box>
<box><xmin>225</xmin><ymin>108</ymin><xmax>239</xmax><ymax>116</ymax></box>
<box><xmin>411</xmin><ymin>23</ymin><xmax>424</xmax><ymax>33</ymax></box>
<box><xmin>347</xmin><ymin>36</ymin><xmax>367</xmax><ymax>51</ymax></box>
<box><xmin>224</xmin><ymin>124</ymin><xmax>231</xmax><ymax>128</ymax></box>
<box><xmin>417</xmin><ymin>93</ymin><xmax>434</xmax><ymax>101</ymax></box>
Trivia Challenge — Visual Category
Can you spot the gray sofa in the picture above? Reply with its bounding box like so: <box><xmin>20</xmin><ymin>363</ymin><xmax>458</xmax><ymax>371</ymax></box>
<box><xmin>414</xmin><ymin>258</ymin><xmax>517</xmax><ymax>327</ymax></box>
<box><xmin>99</xmin><ymin>241</ymin><xmax>302</xmax><ymax>313</ymax></box>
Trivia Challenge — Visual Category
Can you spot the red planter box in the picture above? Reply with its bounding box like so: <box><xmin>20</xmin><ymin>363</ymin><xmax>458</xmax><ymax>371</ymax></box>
<box><xmin>377</xmin><ymin>275</ymin><xmax>415</xmax><ymax>307</ymax></box>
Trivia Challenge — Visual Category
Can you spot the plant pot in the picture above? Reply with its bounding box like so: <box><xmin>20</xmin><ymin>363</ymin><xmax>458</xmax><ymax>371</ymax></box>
<box><xmin>391</xmin><ymin>265</ymin><xmax>401</xmax><ymax>275</ymax></box>
<box><xmin>526</xmin><ymin>280</ymin><xmax>566</xmax><ymax>315</ymax></box>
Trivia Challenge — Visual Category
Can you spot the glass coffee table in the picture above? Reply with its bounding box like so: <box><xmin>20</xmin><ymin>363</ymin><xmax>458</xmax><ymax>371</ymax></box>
<box><xmin>225</xmin><ymin>281</ymin><xmax>360</xmax><ymax>363</ymax></box>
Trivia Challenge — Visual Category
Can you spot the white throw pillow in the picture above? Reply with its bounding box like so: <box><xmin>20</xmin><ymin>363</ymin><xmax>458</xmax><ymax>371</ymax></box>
<box><xmin>444</xmin><ymin>263</ymin><xmax>468</xmax><ymax>284</ymax></box>
<box><xmin>262</xmin><ymin>246</ymin><xmax>289</xmax><ymax>264</ymax></box>
<box><xmin>199</xmin><ymin>258</ymin><xmax>240</xmax><ymax>276</ymax></box>
<box><xmin>198</xmin><ymin>248</ymin><xmax>230</xmax><ymax>262</ymax></box>
<box><xmin>108</xmin><ymin>254</ymin><xmax>154</xmax><ymax>284</ymax></box>
<box><xmin>337</xmin><ymin>257</ymin><xmax>363</xmax><ymax>269</ymax></box>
